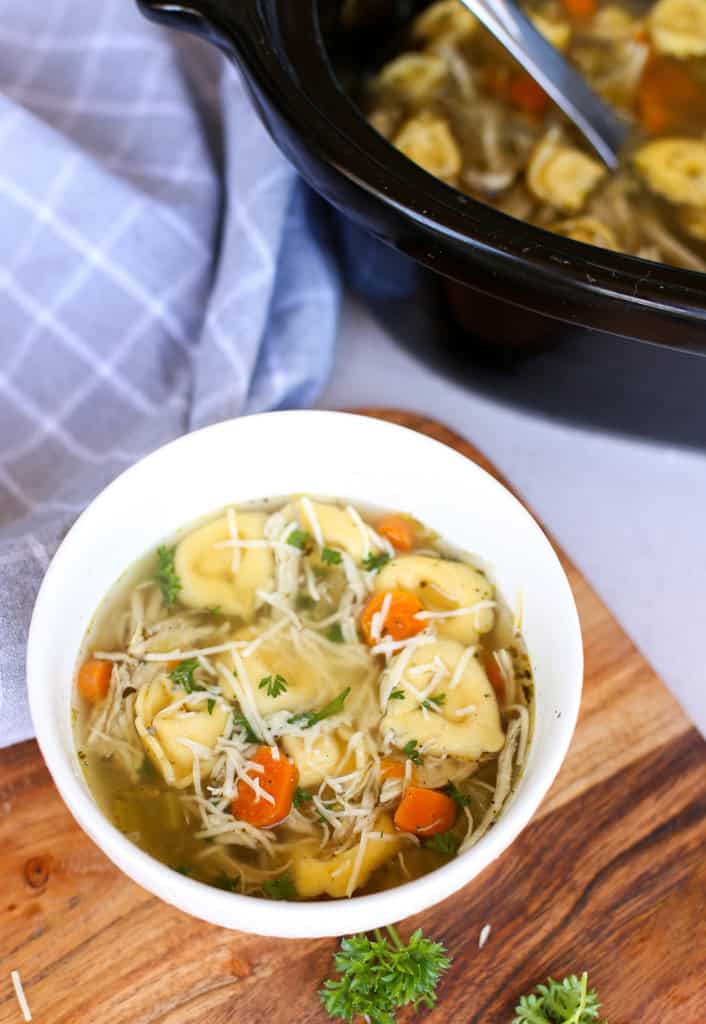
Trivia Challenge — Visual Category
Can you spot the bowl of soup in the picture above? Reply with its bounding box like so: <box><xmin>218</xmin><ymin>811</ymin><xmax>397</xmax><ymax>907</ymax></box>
<box><xmin>27</xmin><ymin>410</ymin><xmax>582</xmax><ymax>937</ymax></box>
<box><xmin>137</xmin><ymin>0</ymin><xmax>706</xmax><ymax>354</ymax></box>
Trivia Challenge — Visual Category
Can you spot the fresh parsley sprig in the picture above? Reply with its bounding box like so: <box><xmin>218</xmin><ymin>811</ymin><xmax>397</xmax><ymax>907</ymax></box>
<box><xmin>321</xmin><ymin>547</ymin><xmax>343</xmax><ymax>566</ymax></box>
<box><xmin>514</xmin><ymin>973</ymin><xmax>605</xmax><ymax>1024</ymax></box>
<box><xmin>169</xmin><ymin>658</ymin><xmax>203</xmax><ymax>694</ymax></box>
<box><xmin>287</xmin><ymin>528</ymin><xmax>311</xmax><ymax>550</ymax></box>
<box><xmin>443</xmin><ymin>781</ymin><xmax>470</xmax><ymax>808</ymax></box>
<box><xmin>290</xmin><ymin>687</ymin><xmax>351</xmax><ymax>729</ymax></box>
<box><xmin>292</xmin><ymin>787</ymin><xmax>313</xmax><ymax>810</ymax></box>
<box><xmin>320</xmin><ymin>925</ymin><xmax>451</xmax><ymax>1024</ymax></box>
<box><xmin>263</xmin><ymin>872</ymin><xmax>297</xmax><ymax>901</ymax></box>
<box><xmin>362</xmin><ymin>551</ymin><xmax>390</xmax><ymax>572</ymax></box>
<box><xmin>326</xmin><ymin>623</ymin><xmax>344</xmax><ymax>644</ymax></box>
<box><xmin>423</xmin><ymin>831</ymin><xmax>459</xmax><ymax>856</ymax></box>
<box><xmin>233</xmin><ymin>712</ymin><xmax>261</xmax><ymax>744</ymax></box>
<box><xmin>154</xmin><ymin>545</ymin><xmax>181</xmax><ymax>607</ymax></box>
<box><xmin>258</xmin><ymin>673</ymin><xmax>288</xmax><ymax>698</ymax></box>
<box><xmin>402</xmin><ymin>738</ymin><xmax>422</xmax><ymax>766</ymax></box>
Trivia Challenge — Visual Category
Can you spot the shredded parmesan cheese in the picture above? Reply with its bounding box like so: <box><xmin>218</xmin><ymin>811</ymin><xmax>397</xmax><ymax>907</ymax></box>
<box><xmin>346</xmin><ymin>504</ymin><xmax>372</xmax><ymax>559</ymax></box>
<box><xmin>226</xmin><ymin>506</ymin><xmax>241</xmax><ymax>575</ymax></box>
<box><xmin>300</xmin><ymin>496</ymin><xmax>324</xmax><ymax>547</ymax></box>
<box><xmin>449</xmin><ymin>644</ymin><xmax>477</xmax><ymax>690</ymax></box>
<box><xmin>11</xmin><ymin>970</ymin><xmax>31</xmax><ymax>1022</ymax></box>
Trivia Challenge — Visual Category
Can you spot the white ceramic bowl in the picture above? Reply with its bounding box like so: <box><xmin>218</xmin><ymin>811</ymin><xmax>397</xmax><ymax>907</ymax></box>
<box><xmin>27</xmin><ymin>410</ymin><xmax>582</xmax><ymax>939</ymax></box>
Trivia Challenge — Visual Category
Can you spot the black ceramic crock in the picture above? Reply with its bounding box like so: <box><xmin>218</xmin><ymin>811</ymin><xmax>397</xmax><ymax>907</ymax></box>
<box><xmin>138</xmin><ymin>0</ymin><xmax>706</xmax><ymax>355</ymax></box>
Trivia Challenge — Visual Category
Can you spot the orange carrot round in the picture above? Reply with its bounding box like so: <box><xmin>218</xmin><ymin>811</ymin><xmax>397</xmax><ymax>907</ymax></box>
<box><xmin>394</xmin><ymin>786</ymin><xmax>457</xmax><ymax>836</ymax></box>
<box><xmin>560</xmin><ymin>0</ymin><xmax>596</xmax><ymax>19</ymax></box>
<box><xmin>231</xmin><ymin>746</ymin><xmax>297</xmax><ymax>828</ymax></box>
<box><xmin>508</xmin><ymin>73</ymin><xmax>549</xmax><ymax>116</ymax></box>
<box><xmin>638</xmin><ymin>58</ymin><xmax>702</xmax><ymax>135</ymax></box>
<box><xmin>483</xmin><ymin>650</ymin><xmax>506</xmax><ymax>700</ymax></box>
<box><xmin>377</xmin><ymin>514</ymin><xmax>416</xmax><ymax>551</ymax></box>
<box><xmin>380</xmin><ymin>758</ymin><xmax>407</xmax><ymax>782</ymax></box>
<box><xmin>77</xmin><ymin>659</ymin><xmax>112</xmax><ymax>704</ymax></box>
<box><xmin>360</xmin><ymin>590</ymin><xmax>426</xmax><ymax>646</ymax></box>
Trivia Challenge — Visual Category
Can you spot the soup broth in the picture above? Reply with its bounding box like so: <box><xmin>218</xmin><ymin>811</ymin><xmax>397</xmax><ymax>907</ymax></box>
<box><xmin>74</xmin><ymin>496</ymin><xmax>533</xmax><ymax>901</ymax></box>
<box><xmin>361</xmin><ymin>0</ymin><xmax>706</xmax><ymax>271</ymax></box>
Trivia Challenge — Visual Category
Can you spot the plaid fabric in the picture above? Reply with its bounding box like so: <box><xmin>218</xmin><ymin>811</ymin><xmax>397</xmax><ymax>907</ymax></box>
<box><xmin>0</xmin><ymin>0</ymin><xmax>341</xmax><ymax>746</ymax></box>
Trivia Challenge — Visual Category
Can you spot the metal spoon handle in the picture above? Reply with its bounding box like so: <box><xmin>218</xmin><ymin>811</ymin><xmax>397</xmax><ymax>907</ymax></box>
<box><xmin>458</xmin><ymin>0</ymin><xmax>629</xmax><ymax>167</ymax></box>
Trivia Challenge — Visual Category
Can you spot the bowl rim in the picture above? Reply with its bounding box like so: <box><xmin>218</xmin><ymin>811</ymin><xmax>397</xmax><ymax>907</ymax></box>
<box><xmin>27</xmin><ymin>409</ymin><xmax>584</xmax><ymax>938</ymax></box>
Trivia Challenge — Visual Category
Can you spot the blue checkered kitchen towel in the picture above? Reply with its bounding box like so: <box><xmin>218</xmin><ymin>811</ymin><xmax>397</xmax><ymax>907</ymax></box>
<box><xmin>0</xmin><ymin>0</ymin><xmax>341</xmax><ymax>746</ymax></box>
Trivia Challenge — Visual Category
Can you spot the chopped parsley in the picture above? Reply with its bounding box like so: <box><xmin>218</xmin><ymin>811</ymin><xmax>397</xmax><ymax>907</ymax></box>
<box><xmin>234</xmin><ymin>712</ymin><xmax>262</xmax><ymax>744</ymax></box>
<box><xmin>211</xmin><ymin>873</ymin><xmax>239</xmax><ymax>893</ymax></box>
<box><xmin>290</xmin><ymin>687</ymin><xmax>351</xmax><ymax>729</ymax></box>
<box><xmin>403</xmin><ymin>739</ymin><xmax>422</xmax><ymax>766</ymax></box>
<box><xmin>389</xmin><ymin>688</ymin><xmax>406</xmax><ymax>701</ymax></box>
<box><xmin>326</xmin><ymin>623</ymin><xmax>344</xmax><ymax>644</ymax></box>
<box><xmin>154</xmin><ymin>545</ymin><xmax>181</xmax><ymax>607</ymax></box>
<box><xmin>444</xmin><ymin>782</ymin><xmax>470</xmax><ymax>808</ymax></box>
<box><xmin>206</xmin><ymin>605</ymin><xmax>222</xmax><ymax>616</ymax></box>
<box><xmin>169</xmin><ymin>658</ymin><xmax>203</xmax><ymax>694</ymax></box>
<box><xmin>258</xmin><ymin>673</ymin><xmax>288</xmax><ymax>699</ymax></box>
<box><xmin>207</xmin><ymin>698</ymin><xmax>216</xmax><ymax>715</ymax></box>
<box><xmin>362</xmin><ymin>551</ymin><xmax>391</xmax><ymax>572</ymax></box>
<box><xmin>296</xmin><ymin>594</ymin><xmax>316</xmax><ymax>610</ymax></box>
<box><xmin>321</xmin><ymin>547</ymin><xmax>342</xmax><ymax>566</ymax></box>
<box><xmin>422</xmin><ymin>693</ymin><xmax>446</xmax><ymax>710</ymax></box>
<box><xmin>139</xmin><ymin>756</ymin><xmax>157</xmax><ymax>782</ymax></box>
<box><xmin>424</xmin><ymin>831</ymin><xmax>459</xmax><ymax>856</ymax></box>
<box><xmin>174</xmin><ymin>864</ymin><xmax>193</xmax><ymax>876</ymax></box>
<box><xmin>293</xmin><ymin>787</ymin><xmax>313</xmax><ymax>810</ymax></box>
<box><xmin>287</xmin><ymin>528</ymin><xmax>310</xmax><ymax>550</ymax></box>
<box><xmin>263</xmin><ymin>872</ymin><xmax>297</xmax><ymax>901</ymax></box>
<box><xmin>514</xmin><ymin>972</ymin><xmax>604</xmax><ymax>1024</ymax></box>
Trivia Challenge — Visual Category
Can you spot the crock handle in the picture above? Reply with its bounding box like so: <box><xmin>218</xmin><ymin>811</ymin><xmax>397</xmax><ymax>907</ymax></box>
<box><xmin>136</xmin><ymin>0</ymin><xmax>248</xmax><ymax>59</ymax></box>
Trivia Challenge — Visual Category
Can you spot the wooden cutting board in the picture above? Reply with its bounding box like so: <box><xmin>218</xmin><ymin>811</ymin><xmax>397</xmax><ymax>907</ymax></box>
<box><xmin>1</xmin><ymin>409</ymin><xmax>704</xmax><ymax>1024</ymax></box>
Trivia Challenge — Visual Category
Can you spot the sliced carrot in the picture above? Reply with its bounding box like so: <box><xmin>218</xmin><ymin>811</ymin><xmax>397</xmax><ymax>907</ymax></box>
<box><xmin>638</xmin><ymin>57</ymin><xmax>702</xmax><ymax>135</ymax></box>
<box><xmin>377</xmin><ymin>514</ymin><xmax>416</xmax><ymax>552</ymax></box>
<box><xmin>482</xmin><ymin>650</ymin><xmax>505</xmax><ymax>700</ymax></box>
<box><xmin>360</xmin><ymin>589</ymin><xmax>426</xmax><ymax>646</ymax></box>
<box><xmin>166</xmin><ymin>660</ymin><xmax>180</xmax><ymax>673</ymax></box>
<box><xmin>394</xmin><ymin>786</ymin><xmax>457</xmax><ymax>837</ymax></box>
<box><xmin>77</xmin><ymin>659</ymin><xmax>112</xmax><ymax>704</ymax></box>
<box><xmin>380</xmin><ymin>758</ymin><xmax>411</xmax><ymax>782</ymax></box>
<box><xmin>231</xmin><ymin>746</ymin><xmax>297</xmax><ymax>828</ymax></box>
<box><xmin>560</xmin><ymin>0</ymin><xmax>596</xmax><ymax>19</ymax></box>
<box><xmin>508</xmin><ymin>73</ymin><xmax>549</xmax><ymax>116</ymax></box>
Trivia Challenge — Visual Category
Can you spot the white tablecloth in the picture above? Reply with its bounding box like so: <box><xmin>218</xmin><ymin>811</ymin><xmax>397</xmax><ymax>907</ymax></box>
<box><xmin>319</xmin><ymin>295</ymin><xmax>706</xmax><ymax>736</ymax></box>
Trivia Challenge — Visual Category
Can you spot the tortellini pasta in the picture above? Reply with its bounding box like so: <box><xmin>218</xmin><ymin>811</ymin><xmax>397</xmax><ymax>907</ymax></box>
<box><xmin>412</xmin><ymin>0</ymin><xmax>478</xmax><ymax>46</ymax></box>
<box><xmin>529</xmin><ymin>12</ymin><xmax>571</xmax><ymax>51</ymax></box>
<box><xmin>174</xmin><ymin>512</ymin><xmax>274</xmax><ymax>619</ymax></box>
<box><xmin>291</xmin><ymin>813</ymin><xmax>404</xmax><ymax>899</ymax></box>
<box><xmin>296</xmin><ymin>498</ymin><xmax>366</xmax><ymax>560</ymax></box>
<box><xmin>393</xmin><ymin>114</ymin><xmax>462</xmax><ymax>181</ymax></box>
<box><xmin>550</xmin><ymin>216</ymin><xmax>620</xmax><ymax>250</ymax></box>
<box><xmin>380</xmin><ymin>638</ymin><xmax>505</xmax><ymax>761</ymax></box>
<box><xmin>375</xmin><ymin>554</ymin><xmax>494</xmax><ymax>643</ymax></box>
<box><xmin>527</xmin><ymin>132</ymin><xmax>607</xmax><ymax>213</ymax></box>
<box><xmin>135</xmin><ymin>675</ymin><xmax>229</xmax><ymax>788</ymax></box>
<box><xmin>649</xmin><ymin>0</ymin><xmax>706</xmax><ymax>58</ymax></box>
<box><xmin>634</xmin><ymin>139</ymin><xmax>706</xmax><ymax>207</ymax></box>
<box><xmin>283</xmin><ymin>732</ymin><xmax>345</xmax><ymax>787</ymax></box>
<box><xmin>375</xmin><ymin>53</ymin><xmax>448</xmax><ymax>103</ymax></box>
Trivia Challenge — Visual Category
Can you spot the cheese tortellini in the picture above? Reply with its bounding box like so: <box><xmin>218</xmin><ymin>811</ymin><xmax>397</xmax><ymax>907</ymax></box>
<box><xmin>380</xmin><ymin>638</ymin><xmax>505</xmax><ymax>761</ymax></box>
<box><xmin>174</xmin><ymin>512</ymin><xmax>274</xmax><ymax>619</ymax></box>
<box><xmin>393</xmin><ymin>113</ymin><xmax>462</xmax><ymax>181</ymax></box>
<box><xmin>649</xmin><ymin>0</ymin><xmax>706</xmax><ymax>57</ymax></box>
<box><xmin>375</xmin><ymin>53</ymin><xmax>448</xmax><ymax>103</ymax></box>
<box><xmin>291</xmin><ymin>813</ymin><xmax>404</xmax><ymax>899</ymax></box>
<box><xmin>135</xmin><ymin>675</ymin><xmax>229</xmax><ymax>788</ymax></box>
<box><xmin>527</xmin><ymin>132</ymin><xmax>607</xmax><ymax>214</ymax></box>
<box><xmin>296</xmin><ymin>498</ymin><xmax>366</xmax><ymax>560</ymax></box>
<box><xmin>634</xmin><ymin>139</ymin><xmax>706</xmax><ymax>207</ymax></box>
<box><xmin>550</xmin><ymin>216</ymin><xmax>620</xmax><ymax>251</ymax></box>
<box><xmin>375</xmin><ymin>554</ymin><xmax>494</xmax><ymax>643</ymax></box>
<box><xmin>412</xmin><ymin>0</ymin><xmax>478</xmax><ymax>46</ymax></box>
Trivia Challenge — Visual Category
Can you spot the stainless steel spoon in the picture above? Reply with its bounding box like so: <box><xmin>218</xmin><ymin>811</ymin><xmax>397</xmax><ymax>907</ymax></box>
<box><xmin>458</xmin><ymin>0</ymin><xmax>630</xmax><ymax>167</ymax></box>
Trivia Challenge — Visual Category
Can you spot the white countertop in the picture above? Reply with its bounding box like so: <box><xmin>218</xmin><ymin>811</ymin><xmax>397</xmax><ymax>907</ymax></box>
<box><xmin>318</xmin><ymin>295</ymin><xmax>706</xmax><ymax>736</ymax></box>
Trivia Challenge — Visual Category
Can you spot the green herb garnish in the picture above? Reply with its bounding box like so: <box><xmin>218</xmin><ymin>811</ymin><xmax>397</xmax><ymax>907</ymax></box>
<box><xmin>207</xmin><ymin>698</ymin><xmax>216</xmax><ymax>715</ymax></box>
<box><xmin>514</xmin><ymin>973</ymin><xmax>605</xmax><ymax>1024</ymax></box>
<box><xmin>169</xmin><ymin>658</ymin><xmax>203</xmax><ymax>694</ymax></box>
<box><xmin>402</xmin><ymin>739</ymin><xmax>422</xmax><ymax>766</ymax></box>
<box><xmin>389</xmin><ymin>688</ymin><xmax>406</xmax><ymax>701</ymax></box>
<box><xmin>422</xmin><ymin>693</ymin><xmax>446</xmax><ymax>710</ymax></box>
<box><xmin>320</xmin><ymin>925</ymin><xmax>450</xmax><ymax>1024</ymax></box>
<box><xmin>443</xmin><ymin>782</ymin><xmax>470</xmax><ymax>808</ymax></box>
<box><xmin>326</xmin><ymin>623</ymin><xmax>344</xmax><ymax>644</ymax></box>
<box><xmin>290</xmin><ymin>687</ymin><xmax>351</xmax><ymax>729</ymax></box>
<box><xmin>154</xmin><ymin>545</ymin><xmax>181</xmax><ymax>607</ymax></box>
<box><xmin>234</xmin><ymin>712</ymin><xmax>262</xmax><ymax>744</ymax></box>
<box><xmin>139</xmin><ymin>756</ymin><xmax>157</xmax><ymax>782</ymax></box>
<box><xmin>321</xmin><ymin>547</ymin><xmax>343</xmax><ymax>566</ymax></box>
<box><xmin>211</xmin><ymin>873</ymin><xmax>239</xmax><ymax>893</ymax></box>
<box><xmin>258</xmin><ymin>673</ymin><xmax>288</xmax><ymax>698</ymax></box>
<box><xmin>293</xmin><ymin>787</ymin><xmax>313</xmax><ymax>810</ymax></box>
<box><xmin>423</xmin><ymin>831</ymin><xmax>459</xmax><ymax>856</ymax></box>
<box><xmin>287</xmin><ymin>528</ymin><xmax>310</xmax><ymax>550</ymax></box>
<box><xmin>174</xmin><ymin>864</ymin><xmax>193</xmax><ymax>876</ymax></box>
<box><xmin>263</xmin><ymin>872</ymin><xmax>297</xmax><ymax>901</ymax></box>
<box><xmin>207</xmin><ymin>605</ymin><xmax>222</xmax><ymax>616</ymax></box>
<box><xmin>297</xmin><ymin>594</ymin><xmax>316</xmax><ymax>610</ymax></box>
<box><xmin>362</xmin><ymin>551</ymin><xmax>390</xmax><ymax>572</ymax></box>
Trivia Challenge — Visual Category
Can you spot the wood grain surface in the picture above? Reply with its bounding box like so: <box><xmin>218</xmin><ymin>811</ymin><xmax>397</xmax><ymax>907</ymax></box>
<box><xmin>1</xmin><ymin>409</ymin><xmax>704</xmax><ymax>1024</ymax></box>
